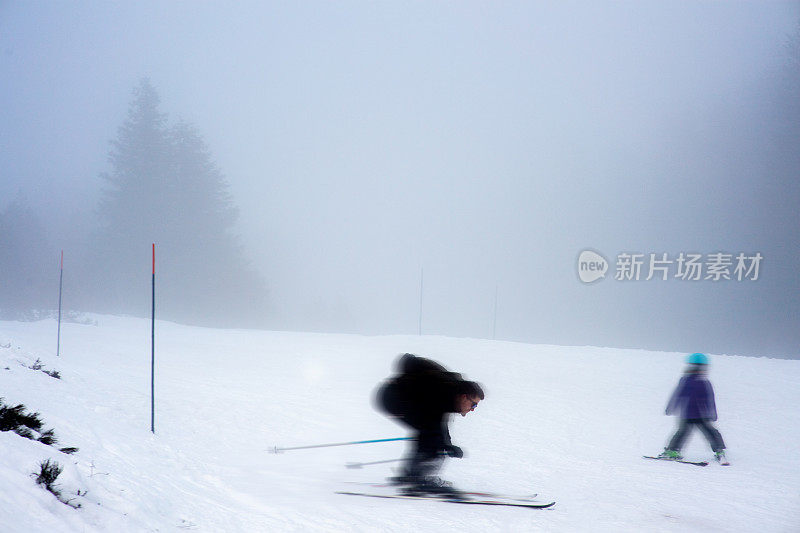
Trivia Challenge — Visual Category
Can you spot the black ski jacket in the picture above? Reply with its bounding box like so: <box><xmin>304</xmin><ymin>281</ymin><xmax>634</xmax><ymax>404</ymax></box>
<box><xmin>376</xmin><ymin>354</ymin><xmax>464</xmax><ymax>451</ymax></box>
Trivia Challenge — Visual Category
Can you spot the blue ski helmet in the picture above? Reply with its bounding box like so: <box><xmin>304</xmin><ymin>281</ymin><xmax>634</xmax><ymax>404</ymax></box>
<box><xmin>686</xmin><ymin>352</ymin><xmax>709</xmax><ymax>365</ymax></box>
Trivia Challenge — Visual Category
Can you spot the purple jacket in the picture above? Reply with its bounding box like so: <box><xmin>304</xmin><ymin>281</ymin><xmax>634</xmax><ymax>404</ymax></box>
<box><xmin>665</xmin><ymin>373</ymin><xmax>717</xmax><ymax>421</ymax></box>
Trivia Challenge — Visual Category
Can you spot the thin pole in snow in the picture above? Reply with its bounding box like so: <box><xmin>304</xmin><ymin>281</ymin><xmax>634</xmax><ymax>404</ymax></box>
<box><xmin>492</xmin><ymin>284</ymin><xmax>498</xmax><ymax>340</ymax></box>
<box><xmin>56</xmin><ymin>250</ymin><xmax>63</xmax><ymax>357</ymax></box>
<box><xmin>418</xmin><ymin>267</ymin><xmax>424</xmax><ymax>336</ymax></box>
<box><xmin>151</xmin><ymin>243</ymin><xmax>156</xmax><ymax>434</ymax></box>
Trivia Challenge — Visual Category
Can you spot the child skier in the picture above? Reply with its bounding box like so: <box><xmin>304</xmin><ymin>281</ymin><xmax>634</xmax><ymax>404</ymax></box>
<box><xmin>659</xmin><ymin>353</ymin><xmax>729</xmax><ymax>465</ymax></box>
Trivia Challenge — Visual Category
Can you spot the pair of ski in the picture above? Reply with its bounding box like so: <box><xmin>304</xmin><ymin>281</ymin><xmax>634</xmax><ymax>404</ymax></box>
<box><xmin>643</xmin><ymin>455</ymin><xmax>710</xmax><ymax>467</ymax></box>
<box><xmin>337</xmin><ymin>482</ymin><xmax>555</xmax><ymax>509</ymax></box>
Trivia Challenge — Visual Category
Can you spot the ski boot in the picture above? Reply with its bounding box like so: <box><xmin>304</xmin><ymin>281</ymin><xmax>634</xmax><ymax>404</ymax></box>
<box><xmin>401</xmin><ymin>476</ymin><xmax>463</xmax><ymax>498</ymax></box>
<box><xmin>714</xmin><ymin>450</ymin><xmax>730</xmax><ymax>466</ymax></box>
<box><xmin>657</xmin><ymin>449</ymin><xmax>683</xmax><ymax>460</ymax></box>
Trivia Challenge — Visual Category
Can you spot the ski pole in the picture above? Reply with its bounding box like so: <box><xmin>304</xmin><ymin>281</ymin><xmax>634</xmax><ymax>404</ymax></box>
<box><xmin>345</xmin><ymin>458</ymin><xmax>404</xmax><ymax>469</ymax></box>
<box><xmin>270</xmin><ymin>437</ymin><xmax>413</xmax><ymax>453</ymax></box>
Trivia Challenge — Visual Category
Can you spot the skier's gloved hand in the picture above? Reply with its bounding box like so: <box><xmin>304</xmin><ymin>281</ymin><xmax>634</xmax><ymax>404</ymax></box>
<box><xmin>442</xmin><ymin>445</ymin><xmax>463</xmax><ymax>458</ymax></box>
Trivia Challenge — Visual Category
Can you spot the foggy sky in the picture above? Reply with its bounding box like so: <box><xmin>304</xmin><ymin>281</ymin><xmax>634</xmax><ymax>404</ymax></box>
<box><xmin>2</xmin><ymin>1</ymin><xmax>799</xmax><ymax>357</ymax></box>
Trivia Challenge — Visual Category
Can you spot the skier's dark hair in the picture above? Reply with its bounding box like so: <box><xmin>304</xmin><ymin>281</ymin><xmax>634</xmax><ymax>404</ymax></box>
<box><xmin>459</xmin><ymin>381</ymin><xmax>485</xmax><ymax>400</ymax></box>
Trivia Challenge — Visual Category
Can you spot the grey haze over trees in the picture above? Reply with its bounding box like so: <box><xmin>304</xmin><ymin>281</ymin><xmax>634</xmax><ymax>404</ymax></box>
<box><xmin>87</xmin><ymin>79</ymin><xmax>268</xmax><ymax>327</ymax></box>
<box><xmin>1</xmin><ymin>3</ymin><xmax>798</xmax><ymax>358</ymax></box>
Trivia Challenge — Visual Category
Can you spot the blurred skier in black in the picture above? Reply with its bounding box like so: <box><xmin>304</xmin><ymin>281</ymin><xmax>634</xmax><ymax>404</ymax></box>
<box><xmin>375</xmin><ymin>353</ymin><xmax>484</xmax><ymax>495</ymax></box>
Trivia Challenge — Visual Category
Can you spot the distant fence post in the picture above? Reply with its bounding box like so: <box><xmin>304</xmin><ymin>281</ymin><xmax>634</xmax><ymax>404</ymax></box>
<box><xmin>418</xmin><ymin>267</ymin><xmax>424</xmax><ymax>335</ymax></box>
<box><xmin>57</xmin><ymin>250</ymin><xmax>63</xmax><ymax>357</ymax></box>
<box><xmin>492</xmin><ymin>284</ymin><xmax>498</xmax><ymax>340</ymax></box>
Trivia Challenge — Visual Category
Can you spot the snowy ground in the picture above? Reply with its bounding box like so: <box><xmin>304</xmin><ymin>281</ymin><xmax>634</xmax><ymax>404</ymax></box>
<box><xmin>0</xmin><ymin>315</ymin><xmax>798</xmax><ymax>532</ymax></box>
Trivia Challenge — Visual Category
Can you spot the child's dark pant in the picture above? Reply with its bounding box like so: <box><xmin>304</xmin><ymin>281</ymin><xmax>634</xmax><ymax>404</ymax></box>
<box><xmin>667</xmin><ymin>418</ymin><xmax>726</xmax><ymax>452</ymax></box>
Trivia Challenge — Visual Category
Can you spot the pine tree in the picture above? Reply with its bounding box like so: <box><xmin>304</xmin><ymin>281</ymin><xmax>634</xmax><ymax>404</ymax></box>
<box><xmin>90</xmin><ymin>78</ymin><xmax>169</xmax><ymax>314</ymax></box>
<box><xmin>89</xmin><ymin>79</ymin><xmax>268</xmax><ymax>325</ymax></box>
<box><xmin>160</xmin><ymin>119</ymin><xmax>268</xmax><ymax>326</ymax></box>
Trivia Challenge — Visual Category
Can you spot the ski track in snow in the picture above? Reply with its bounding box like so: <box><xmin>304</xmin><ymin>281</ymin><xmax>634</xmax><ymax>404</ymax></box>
<box><xmin>1</xmin><ymin>316</ymin><xmax>799</xmax><ymax>532</ymax></box>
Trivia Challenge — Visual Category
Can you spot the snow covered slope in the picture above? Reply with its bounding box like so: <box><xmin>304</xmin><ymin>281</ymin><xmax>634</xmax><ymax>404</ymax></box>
<box><xmin>1</xmin><ymin>316</ymin><xmax>798</xmax><ymax>532</ymax></box>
